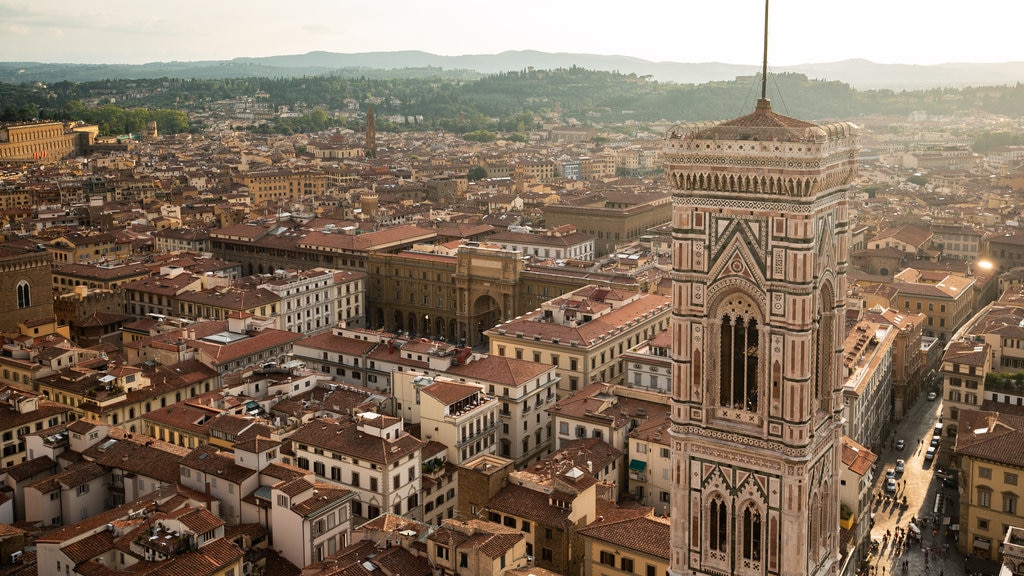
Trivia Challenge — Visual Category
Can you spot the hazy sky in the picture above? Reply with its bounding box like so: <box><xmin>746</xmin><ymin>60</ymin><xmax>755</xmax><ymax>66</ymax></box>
<box><xmin>1</xmin><ymin>0</ymin><xmax>1020</xmax><ymax>66</ymax></box>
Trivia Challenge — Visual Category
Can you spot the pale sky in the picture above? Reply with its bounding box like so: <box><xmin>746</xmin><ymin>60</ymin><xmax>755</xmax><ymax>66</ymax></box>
<box><xmin>0</xmin><ymin>0</ymin><xmax>1020</xmax><ymax>66</ymax></box>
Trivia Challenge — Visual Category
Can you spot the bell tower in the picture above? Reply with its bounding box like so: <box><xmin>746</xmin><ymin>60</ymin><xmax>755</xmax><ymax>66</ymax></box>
<box><xmin>664</xmin><ymin>5</ymin><xmax>859</xmax><ymax>576</ymax></box>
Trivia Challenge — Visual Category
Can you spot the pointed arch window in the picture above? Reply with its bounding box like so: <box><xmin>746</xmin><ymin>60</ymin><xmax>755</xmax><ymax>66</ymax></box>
<box><xmin>719</xmin><ymin>312</ymin><xmax>759</xmax><ymax>411</ymax></box>
<box><xmin>16</xmin><ymin>281</ymin><xmax>30</xmax><ymax>309</ymax></box>
<box><xmin>709</xmin><ymin>496</ymin><xmax>728</xmax><ymax>551</ymax></box>
<box><xmin>743</xmin><ymin>505</ymin><xmax>762</xmax><ymax>560</ymax></box>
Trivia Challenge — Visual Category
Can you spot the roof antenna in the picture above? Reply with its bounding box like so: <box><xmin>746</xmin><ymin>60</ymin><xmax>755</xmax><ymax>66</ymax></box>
<box><xmin>760</xmin><ymin>0</ymin><xmax>770</xmax><ymax>106</ymax></box>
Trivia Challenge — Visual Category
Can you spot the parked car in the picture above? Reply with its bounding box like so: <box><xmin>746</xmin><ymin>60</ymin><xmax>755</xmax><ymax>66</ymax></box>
<box><xmin>895</xmin><ymin>438</ymin><xmax>905</xmax><ymax>450</ymax></box>
<box><xmin>885</xmin><ymin>468</ymin><xmax>896</xmax><ymax>480</ymax></box>
<box><xmin>925</xmin><ymin>446</ymin><xmax>937</xmax><ymax>460</ymax></box>
<box><xmin>885</xmin><ymin>478</ymin><xmax>897</xmax><ymax>492</ymax></box>
<box><xmin>931</xmin><ymin>436</ymin><xmax>941</xmax><ymax>448</ymax></box>
<box><xmin>895</xmin><ymin>459</ymin><xmax>905</xmax><ymax>474</ymax></box>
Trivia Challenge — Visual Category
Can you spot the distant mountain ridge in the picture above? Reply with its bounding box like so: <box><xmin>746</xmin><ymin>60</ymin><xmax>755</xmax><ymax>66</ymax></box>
<box><xmin>2</xmin><ymin>50</ymin><xmax>1023</xmax><ymax>90</ymax></box>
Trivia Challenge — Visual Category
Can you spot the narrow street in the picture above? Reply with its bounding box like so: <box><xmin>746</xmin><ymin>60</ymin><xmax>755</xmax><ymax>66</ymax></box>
<box><xmin>865</xmin><ymin>395</ymin><xmax>998</xmax><ymax>576</ymax></box>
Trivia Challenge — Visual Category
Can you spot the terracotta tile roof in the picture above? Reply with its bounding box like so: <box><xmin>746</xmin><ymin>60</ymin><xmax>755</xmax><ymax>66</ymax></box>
<box><xmin>88</xmin><ymin>436</ymin><xmax>190</xmax><ymax>484</ymax></box>
<box><xmin>531</xmin><ymin>437</ymin><xmax>622</xmax><ymax>478</ymax></box>
<box><xmin>486</xmin><ymin>291</ymin><xmax>669</xmax><ymax>345</ymax></box>
<box><xmin>577</xmin><ymin>508</ymin><xmax>670</xmax><ymax>560</ymax></box>
<box><xmin>954</xmin><ymin>409</ymin><xmax>1024</xmax><ymax>468</ymax></box>
<box><xmin>259</xmin><ymin>462</ymin><xmax>308</xmax><ymax>483</ymax></box>
<box><xmin>165</xmin><ymin>506</ymin><xmax>225</xmax><ymax>534</ymax></box>
<box><xmin>55</xmin><ymin>461</ymin><xmax>107</xmax><ymax>489</ymax></box>
<box><xmin>294</xmin><ymin>332</ymin><xmax>379</xmax><ymax>356</ymax></box>
<box><xmin>61</xmin><ymin>530</ymin><xmax>117</xmax><ymax>565</ymax></box>
<box><xmin>275</xmin><ymin>477</ymin><xmax>314</xmax><ymax>498</ymax></box>
<box><xmin>548</xmin><ymin>382</ymin><xmax>669</xmax><ymax>429</ymax></box>
<box><xmin>290</xmin><ymin>483</ymin><xmax>353</xmax><ymax>518</ymax></box>
<box><xmin>421</xmin><ymin>380</ymin><xmax>481</xmax><ymax>405</ymax></box>
<box><xmin>370</xmin><ymin>546</ymin><xmax>432</xmax><ymax>576</ymax></box>
<box><xmin>180</xmin><ymin>444</ymin><xmax>256</xmax><ymax>485</ymax></box>
<box><xmin>486</xmin><ymin>484</ymin><xmax>574</xmax><ymax>528</ymax></box>
<box><xmin>445</xmin><ymin>354</ymin><xmax>553</xmax><ymax>386</ymax></box>
<box><xmin>628</xmin><ymin>414</ymin><xmax>672</xmax><ymax>446</ymax></box>
<box><xmin>142</xmin><ymin>403</ymin><xmax>222</xmax><ymax>435</ymax></box>
<box><xmin>232</xmin><ymin>435</ymin><xmax>280</xmax><ymax>454</ymax></box>
<box><xmin>145</xmin><ymin>537</ymin><xmax>244</xmax><ymax>576</ymax></box>
<box><xmin>287</xmin><ymin>417</ymin><xmax>423</xmax><ymax>465</ymax></box>
<box><xmin>5</xmin><ymin>455</ymin><xmax>57</xmax><ymax>482</ymax></box>
<box><xmin>942</xmin><ymin>340</ymin><xmax>989</xmax><ymax>367</ymax></box>
<box><xmin>841</xmin><ymin>435</ymin><xmax>877</xmax><ymax>476</ymax></box>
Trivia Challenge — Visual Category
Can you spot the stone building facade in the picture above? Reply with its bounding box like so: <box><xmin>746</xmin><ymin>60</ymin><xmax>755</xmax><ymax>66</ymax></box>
<box><xmin>665</xmin><ymin>98</ymin><xmax>859</xmax><ymax>576</ymax></box>
<box><xmin>0</xmin><ymin>242</ymin><xmax>54</xmax><ymax>333</ymax></box>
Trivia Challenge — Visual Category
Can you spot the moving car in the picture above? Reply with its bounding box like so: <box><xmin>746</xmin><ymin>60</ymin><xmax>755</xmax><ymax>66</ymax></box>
<box><xmin>895</xmin><ymin>438</ymin><xmax>905</xmax><ymax>450</ymax></box>
<box><xmin>927</xmin><ymin>391</ymin><xmax>937</xmax><ymax>401</ymax></box>
<box><xmin>925</xmin><ymin>446</ymin><xmax>937</xmax><ymax>460</ymax></box>
<box><xmin>895</xmin><ymin>459</ymin><xmax>905</xmax><ymax>474</ymax></box>
<box><xmin>885</xmin><ymin>478</ymin><xmax>897</xmax><ymax>492</ymax></box>
<box><xmin>885</xmin><ymin>468</ymin><xmax>896</xmax><ymax>480</ymax></box>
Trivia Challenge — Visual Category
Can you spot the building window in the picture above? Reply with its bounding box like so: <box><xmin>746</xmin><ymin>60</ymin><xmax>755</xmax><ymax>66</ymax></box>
<box><xmin>1004</xmin><ymin>493</ymin><xmax>1017</xmax><ymax>515</ymax></box>
<box><xmin>719</xmin><ymin>308</ymin><xmax>759</xmax><ymax>411</ymax></box>
<box><xmin>979</xmin><ymin>467</ymin><xmax>992</xmax><ymax>479</ymax></box>
<box><xmin>16</xmin><ymin>281</ymin><xmax>30</xmax><ymax>309</ymax></box>
<box><xmin>978</xmin><ymin>488</ymin><xmax>992</xmax><ymax>508</ymax></box>
<box><xmin>599</xmin><ymin>551</ymin><xmax>615</xmax><ymax>566</ymax></box>
<box><xmin>710</xmin><ymin>496</ymin><xmax>728</xmax><ymax>551</ymax></box>
<box><xmin>621</xmin><ymin>557</ymin><xmax>634</xmax><ymax>572</ymax></box>
<box><xmin>742</xmin><ymin>505</ymin><xmax>762</xmax><ymax>560</ymax></box>
<box><xmin>1006</xmin><ymin>472</ymin><xmax>1018</xmax><ymax>485</ymax></box>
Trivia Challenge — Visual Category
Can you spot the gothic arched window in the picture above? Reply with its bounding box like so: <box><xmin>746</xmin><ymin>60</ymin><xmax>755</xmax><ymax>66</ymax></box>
<box><xmin>719</xmin><ymin>310</ymin><xmax>759</xmax><ymax>411</ymax></box>
<box><xmin>16</xmin><ymin>281</ymin><xmax>30</xmax><ymax>309</ymax></box>
<box><xmin>742</xmin><ymin>505</ymin><xmax>763</xmax><ymax>560</ymax></box>
<box><xmin>709</xmin><ymin>496</ymin><xmax>728</xmax><ymax>552</ymax></box>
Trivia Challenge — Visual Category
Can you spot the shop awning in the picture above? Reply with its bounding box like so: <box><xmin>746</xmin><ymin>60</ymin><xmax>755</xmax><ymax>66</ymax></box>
<box><xmin>974</xmin><ymin>538</ymin><xmax>991</xmax><ymax>551</ymax></box>
<box><xmin>629</xmin><ymin>459</ymin><xmax>647</xmax><ymax>472</ymax></box>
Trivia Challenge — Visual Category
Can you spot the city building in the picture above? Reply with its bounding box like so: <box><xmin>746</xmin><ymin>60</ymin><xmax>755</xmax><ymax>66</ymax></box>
<box><xmin>285</xmin><ymin>413</ymin><xmax>425</xmax><ymax>524</ymax></box>
<box><xmin>486</xmin><ymin>285</ymin><xmax>670</xmax><ymax>396</ymax></box>
<box><xmin>0</xmin><ymin>387</ymin><xmax>71</xmax><ymax>469</ymax></box>
<box><xmin>953</xmin><ymin>409</ymin><xmax>1024</xmax><ymax>562</ymax></box>
<box><xmin>269</xmin><ymin>475</ymin><xmax>355</xmax><ymax>567</ymax></box>
<box><xmin>444</xmin><ymin>354</ymin><xmax>559</xmax><ymax>466</ymax></box>
<box><xmin>838</xmin><ymin>436</ymin><xmax>877</xmax><ymax>570</ymax></box>
<box><xmin>542</xmin><ymin>191</ymin><xmax>672</xmax><ymax>256</ymax></box>
<box><xmin>841</xmin><ymin>319</ymin><xmax>896</xmax><ymax>450</ymax></box>
<box><xmin>940</xmin><ymin>340</ymin><xmax>992</xmax><ymax>439</ymax></box>
<box><xmin>577</xmin><ymin>507</ymin><xmax>670</xmax><ymax>576</ymax></box>
<box><xmin>0</xmin><ymin>121</ymin><xmax>98</xmax><ymax>161</ymax></box>
<box><xmin>664</xmin><ymin>94</ymin><xmax>858</xmax><ymax>575</ymax></box>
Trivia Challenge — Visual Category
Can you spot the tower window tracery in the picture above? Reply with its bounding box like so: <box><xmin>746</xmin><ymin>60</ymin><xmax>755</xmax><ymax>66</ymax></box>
<box><xmin>718</xmin><ymin>301</ymin><xmax>760</xmax><ymax>411</ymax></box>
<box><xmin>742</xmin><ymin>504</ymin><xmax>763</xmax><ymax>561</ymax></box>
<box><xmin>709</xmin><ymin>495</ymin><xmax>728</xmax><ymax>552</ymax></box>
